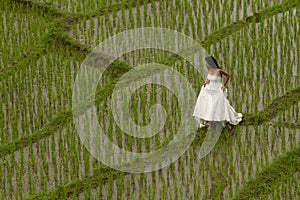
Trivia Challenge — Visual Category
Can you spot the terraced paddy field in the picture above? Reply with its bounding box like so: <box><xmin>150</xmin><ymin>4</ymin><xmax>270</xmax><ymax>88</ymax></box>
<box><xmin>0</xmin><ymin>0</ymin><xmax>299</xmax><ymax>199</ymax></box>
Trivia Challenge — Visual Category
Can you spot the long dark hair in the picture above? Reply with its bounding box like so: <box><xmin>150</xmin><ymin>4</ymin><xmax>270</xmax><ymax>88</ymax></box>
<box><xmin>205</xmin><ymin>56</ymin><xmax>223</xmax><ymax>78</ymax></box>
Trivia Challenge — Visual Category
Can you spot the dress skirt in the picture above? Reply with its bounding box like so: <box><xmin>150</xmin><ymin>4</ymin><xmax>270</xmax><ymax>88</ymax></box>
<box><xmin>193</xmin><ymin>84</ymin><xmax>243</xmax><ymax>128</ymax></box>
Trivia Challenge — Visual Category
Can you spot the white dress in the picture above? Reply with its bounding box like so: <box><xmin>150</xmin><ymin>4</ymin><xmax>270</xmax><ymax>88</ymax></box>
<box><xmin>193</xmin><ymin>74</ymin><xmax>243</xmax><ymax>128</ymax></box>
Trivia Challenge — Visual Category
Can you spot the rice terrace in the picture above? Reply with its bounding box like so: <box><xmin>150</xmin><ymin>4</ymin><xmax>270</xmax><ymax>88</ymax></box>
<box><xmin>0</xmin><ymin>0</ymin><xmax>299</xmax><ymax>199</ymax></box>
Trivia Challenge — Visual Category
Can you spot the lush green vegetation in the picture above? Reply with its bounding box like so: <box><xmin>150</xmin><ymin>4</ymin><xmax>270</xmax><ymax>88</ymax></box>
<box><xmin>0</xmin><ymin>0</ymin><xmax>299</xmax><ymax>199</ymax></box>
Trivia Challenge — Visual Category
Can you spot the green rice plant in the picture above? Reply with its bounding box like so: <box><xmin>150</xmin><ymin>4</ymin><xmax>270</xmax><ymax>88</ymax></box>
<box><xmin>1</xmin><ymin>0</ymin><xmax>299</xmax><ymax>199</ymax></box>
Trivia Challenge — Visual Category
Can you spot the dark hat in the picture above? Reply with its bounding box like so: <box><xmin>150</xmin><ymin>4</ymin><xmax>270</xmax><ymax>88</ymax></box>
<box><xmin>205</xmin><ymin>56</ymin><xmax>220</xmax><ymax>68</ymax></box>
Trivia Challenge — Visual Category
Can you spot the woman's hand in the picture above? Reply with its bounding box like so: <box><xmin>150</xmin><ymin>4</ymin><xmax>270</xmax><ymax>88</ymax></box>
<box><xmin>221</xmin><ymin>85</ymin><xmax>226</xmax><ymax>91</ymax></box>
<box><xmin>202</xmin><ymin>80</ymin><xmax>210</xmax><ymax>87</ymax></box>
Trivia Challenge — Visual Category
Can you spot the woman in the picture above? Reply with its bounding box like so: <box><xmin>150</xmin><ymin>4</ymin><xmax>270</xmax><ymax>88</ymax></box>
<box><xmin>193</xmin><ymin>56</ymin><xmax>243</xmax><ymax>129</ymax></box>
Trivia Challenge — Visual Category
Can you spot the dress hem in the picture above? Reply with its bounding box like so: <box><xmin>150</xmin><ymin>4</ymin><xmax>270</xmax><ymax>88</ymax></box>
<box><xmin>193</xmin><ymin>115</ymin><xmax>243</xmax><ymax>126</ymax></box>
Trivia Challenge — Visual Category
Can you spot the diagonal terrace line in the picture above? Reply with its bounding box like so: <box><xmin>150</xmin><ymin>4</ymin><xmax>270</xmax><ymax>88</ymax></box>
<box><xmin>202</xmin><ymin>0</ymin><xmax>297</xmax><ymax>46</ymax></box>
<box><xmin>232</xmin><ymin>145</ymin><xmax>300</xmax><ymax>200</ymax></box>
<box><xmin>11</xmin><ymin>0</ymin><xmax>155</xmax><ymax>23</ymax></box>
<box><xmin>272</xmin><ymin>121</ymin><xmax>300</xmax><ymax>129</ymax></box>
<box><xmin>10</xmin><ymin>0</ymin><xmax>69</xmax><ymax>19</ymax></box>
<box><xmin>23</xmin><ymin>85</ymin><xmax>300</xmax><ymax>199</ymax></box>
<box><xmin>58</xmin><ymin>0</ymin><xmax>155</xmax><ymax>25</ymax></box>
<box><xmin>0</xmin><ymin>45</ymin><xmax>46</xmax><ymax>79</ymax></box>
<box><xmin>241</xmin><ymin>86</ymin><xmax>300</xmax><ymax>126</ymax></box>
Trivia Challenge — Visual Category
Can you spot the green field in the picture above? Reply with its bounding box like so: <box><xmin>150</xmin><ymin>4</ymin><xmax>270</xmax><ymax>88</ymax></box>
<box><xmin>0</xmin><ymin>0</ymin><xmax>299</xmax><ymax>199</ymax></box>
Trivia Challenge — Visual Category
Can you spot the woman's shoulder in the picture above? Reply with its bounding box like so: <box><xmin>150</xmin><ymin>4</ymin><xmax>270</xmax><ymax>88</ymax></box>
<box><xmin>208</xmin><ymin>68</ymin><xmax>216</xmax><ymax>73</ymax></box>
<box><xmin>208</xmin><ymin>69</ymin><xmax>221</xmax><ymax>76</ymax></box>
<box><xmin>215</xmin><ymin>68</ymin><xmax>222</xmax><ymax>73</ymax></box>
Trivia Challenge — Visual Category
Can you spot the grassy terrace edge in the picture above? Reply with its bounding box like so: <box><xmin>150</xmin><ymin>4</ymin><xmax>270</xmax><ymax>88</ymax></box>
<box><xmin>10</xmin><ymin>0</ymin><xmax>68</xmax><ymax>18</ymax></box>
<box><xmin>232</xmin><ymin>145</ymin><xmax>300</xmax><ymax>200</ymax></box>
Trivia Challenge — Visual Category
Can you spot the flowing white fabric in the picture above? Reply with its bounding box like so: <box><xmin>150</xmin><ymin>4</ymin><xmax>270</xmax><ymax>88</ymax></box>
<box><xmin>193</xmin><ymin>74</ymin><xmax>243</xmax><ymax>128</ymax></box>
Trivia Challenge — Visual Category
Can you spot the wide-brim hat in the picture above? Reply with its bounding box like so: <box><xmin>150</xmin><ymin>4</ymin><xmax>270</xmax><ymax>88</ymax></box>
<box><xmin>205</xmin><ymin>56</ymin><xmax>219</xmax><ymax>68</ymax></box>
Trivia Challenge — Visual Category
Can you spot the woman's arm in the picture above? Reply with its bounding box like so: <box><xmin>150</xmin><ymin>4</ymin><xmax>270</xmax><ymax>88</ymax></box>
<box><xmin>218</xmin><ymin>69</ymin><xmax>230</xmax><ymax>87</ymax></box>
